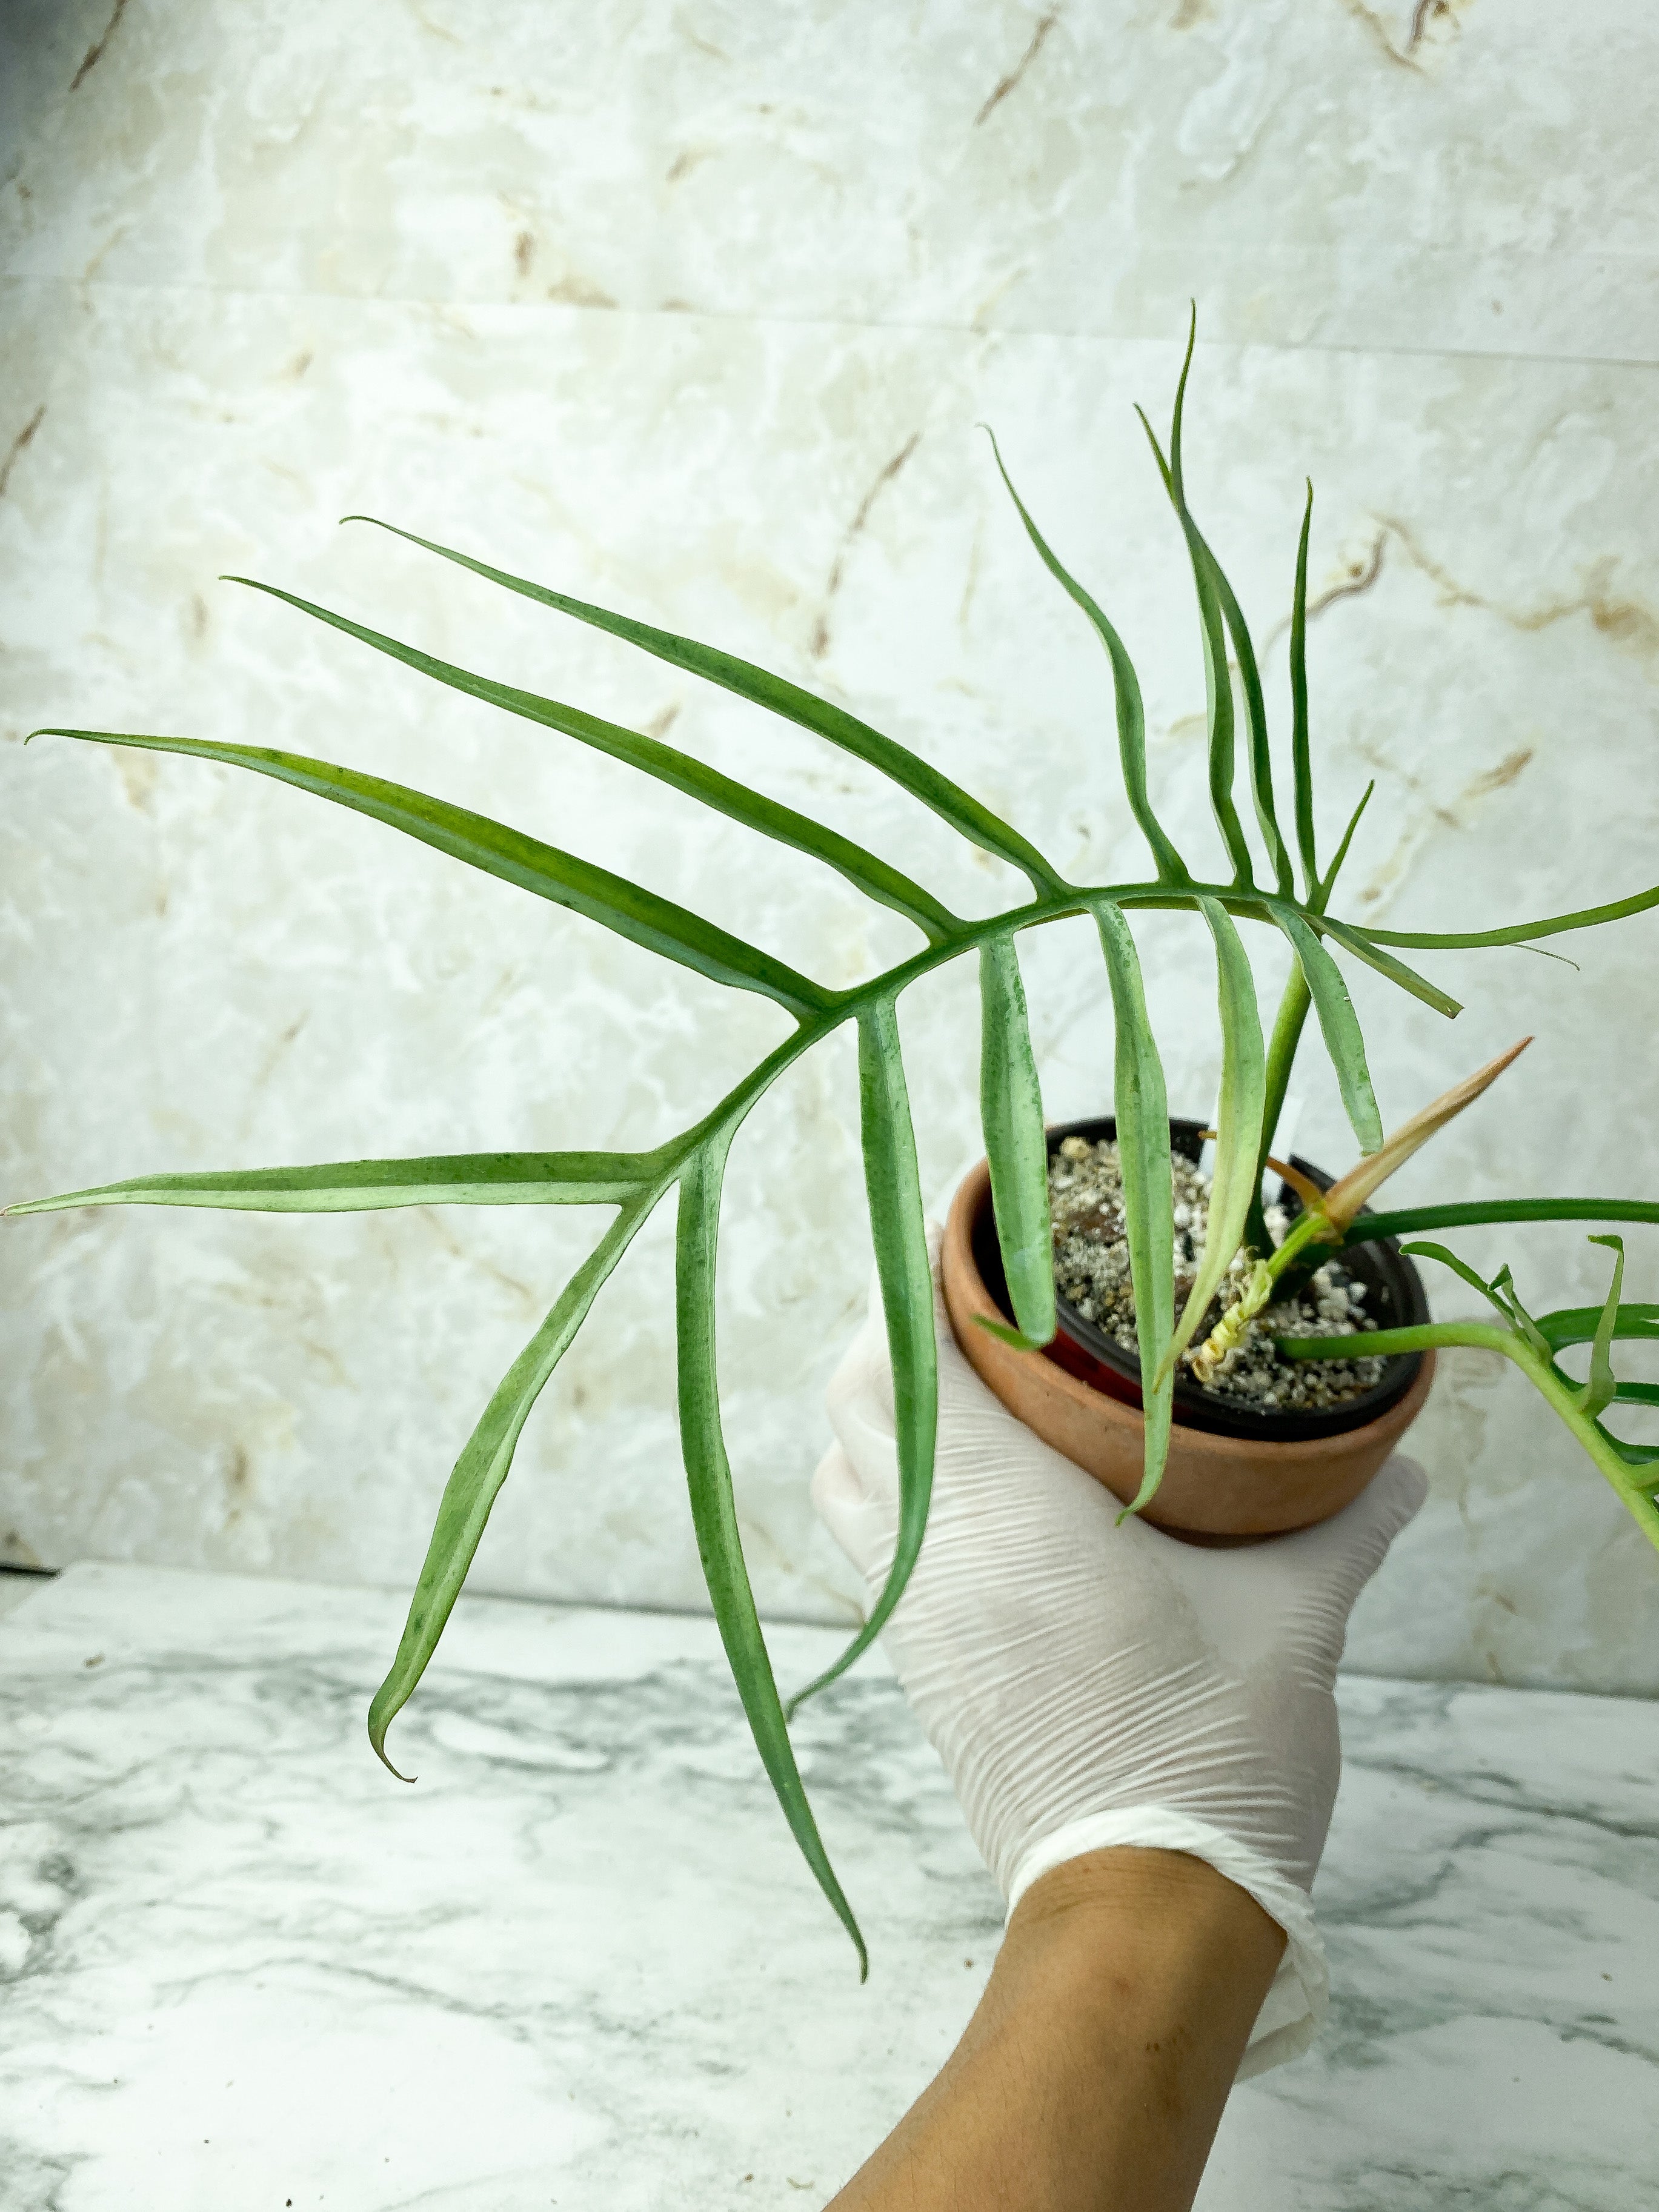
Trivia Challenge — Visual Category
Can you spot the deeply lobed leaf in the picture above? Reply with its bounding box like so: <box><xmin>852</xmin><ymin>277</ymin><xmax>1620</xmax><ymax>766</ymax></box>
<box><xmin>226</xmin><ymin>575</ymin><xmax>962</xmax><ymax>945</ymax></box>
<box><xmin>341</xmin><ymin>516</ymin><xmax>1069</xmax><ymax>898</ymax></box>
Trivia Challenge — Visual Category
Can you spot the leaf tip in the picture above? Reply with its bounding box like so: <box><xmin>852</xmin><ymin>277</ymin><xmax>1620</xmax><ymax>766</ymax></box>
<box><xmin>368</xmin><ymin>1703</ymin><xmax>416</xmax><ymax>1785</ymax></box>
<box><xmin>970</xmin><ymin>1313</ymin><xmax>1052</xmax><ymax>1352</ymax></box>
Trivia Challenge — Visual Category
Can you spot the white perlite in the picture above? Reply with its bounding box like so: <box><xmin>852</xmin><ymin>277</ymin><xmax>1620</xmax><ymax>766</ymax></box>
<box><xmin>1049</xmin><ymin>1137</ymin><xmax>1386</xmax><ymax>1415</ymax></box>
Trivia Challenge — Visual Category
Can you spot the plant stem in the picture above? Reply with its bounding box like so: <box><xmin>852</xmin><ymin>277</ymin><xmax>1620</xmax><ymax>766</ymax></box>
<box><xmin>1244</xmin><ymin>958</ymin><xmax>1312</xmax><ymax>1254</ymax></box>
<box><xmin>1281</xmin><ymin>1320</ymin><xmax>1659</xmax><ymax>1558</ymax></box>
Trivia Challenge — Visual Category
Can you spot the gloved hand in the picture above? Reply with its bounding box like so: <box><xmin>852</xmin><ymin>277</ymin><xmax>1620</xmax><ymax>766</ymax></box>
<box><xmin>813</xmin><ymin>1228</ymin><xmax>1427</xmax><ymax>2078</ymax></box>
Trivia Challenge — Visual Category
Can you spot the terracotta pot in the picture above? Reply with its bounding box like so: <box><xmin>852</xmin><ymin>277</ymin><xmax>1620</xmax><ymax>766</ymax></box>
<box><xmin>941</xmin><ymin>1155</ymin><xmax>1434</xmax><ymax>1539</ymax></box>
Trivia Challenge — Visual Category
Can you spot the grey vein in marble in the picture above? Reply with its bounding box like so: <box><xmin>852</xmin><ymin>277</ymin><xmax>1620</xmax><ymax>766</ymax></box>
<box><xmin>1</xmin><ymin>1564</ymin><xmax>1654</xmax><ymax>2210</ymax></box>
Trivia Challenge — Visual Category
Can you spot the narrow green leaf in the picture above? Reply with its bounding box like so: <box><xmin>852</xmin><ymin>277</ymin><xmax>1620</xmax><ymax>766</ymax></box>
<box><xmin>5</xmin><ymin>1151</ymin><xmax>659</xmax><ymax>1217</ymax></box>
<box><xmin>1314</xmin><ymin>782</ymin><xmax>1374</xmax><ymax>912</ymax></box>
<box><xmin>980</xmin><ymin>431</ymin><xmax>1189</xmax><ymax>888</ymax></box>
<box><xmin>39</xmin><ymin>728</ymin><xmax>833</xmax><ymax>1022</ymax></box>
<box><xmin>790</xmin><ymin>995</ymin><xmax>937</xmax><ymax>1710</ymax></box>
<box><xmin>676</xmin><ymin>1133</ymin><xmax>867</xmax><ymax>1973</ymax></box>
<box><xmin>1154</xmin><ymin>316</ymin><xmax>1291</xmax><ymax>892</ymax></box>
<box><xmin>1400</xmin><ymin>1240</ymin><xmax>1551</xmax><ymax>1357</ymax></box>
<box><xmin>1400</xmin><ymin>1239</ymin><xmax>1508</xmax><ymax>1306</ymax></box>
<box><xmin>1578</xmin><ymin>1236</ymin><xmax>1627</xmax><ymax>1420</ymax></box>
<box><xmin>971</xmin><ymin>1312</ymin><xmax>1049</xmax><ymax>1350</ymax></box>
<box><xmin>1271</xmin><ymin>906</ymin><xmax>1383</xmax><ymax>1153</ymax></box>
<box><xmin>368</xmin><ymin>1191</ymin><xmax>657</xmax><ymax>1777</ymax></box>
<box><xmin>1208</xmin><ymin>551</ymin><xmax>1293</xmax><ymax>898</ymax></box>
<box><xmin>1485</xmin><ymin>1266</ymin><xmax>1548</xmax><ymax>1352</ymax></box>
<box><xmin>1135</xmin><ymin>320</ymin><xmax>1255</xmax><ymax>891</ymax></box>
<box><xmin>1317</xmin><ymin>915</ymin><xmax>1462</xmax><ymax>1019</ymax></box>
<box><xmin>978</xmin><ymin>934</ymin><xmax>1056</xmax><ymax>1347</ymax></box>
<box><xmin>1242</xmin><ymin>774</ymin><xmax>1378</xmax><ymax>1250</ymax></box>
<box><xmin>1345</xmin><ymin>1197</ymin><xmax>1659</xmax><ymax>1246</ymax></box>
<box><xmin>1290</xmin><ymin>481</ymin><xmax>1318</xmax><ymax>902</ymax></box>
<box><xmin>1610</xmin><ymin>1380</ymin><xmax>1659</xmax><ymax>1408</ymax></box>
<box><xmin>1090</xmin><ymin>901</ymin><xmax>1174</xmax><ymax>1514</ymax></box>
<box><xmin>1536</xmin><ymin>1303</ymin><xmax>1659</xmax><ymax>1352</ymax></box>
<box><xmin>339</xmin><ymin>517</ymin><xmax>1069</xmax><ymax>898</ymax></box>
<box><xmin>1353</xmin><ymin>881</ymin><xmax>1659</xmax><ymax>951</ymax></box>
<box><xmin>1160</xmin><ymin>898</ymin><xmax>1265</xmax><ymax>1383</ymax></box>
<box><xmin>1603</xmin><ymin>1436</ymin><xmax>1659</xmax><ymax>1471</ymax></box>
<box><xmin>224</xmin><ymin>577</ymin><xmax>962</xmax><ymax>945</ymax></box>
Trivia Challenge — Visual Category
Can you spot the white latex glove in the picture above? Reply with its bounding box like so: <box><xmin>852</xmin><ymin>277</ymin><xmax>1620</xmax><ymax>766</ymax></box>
<box><xmin>813</xmin><ymin>1227</ymin><xmax>1426</xmax><ymax>2078</ymax></box>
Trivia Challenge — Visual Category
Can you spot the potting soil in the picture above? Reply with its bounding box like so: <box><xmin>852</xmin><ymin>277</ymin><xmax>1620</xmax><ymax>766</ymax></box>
<box><xmin>1048</xmin><ymin>1135</ymin><xmax>1386</xmax><ymax>1414</ymax></box>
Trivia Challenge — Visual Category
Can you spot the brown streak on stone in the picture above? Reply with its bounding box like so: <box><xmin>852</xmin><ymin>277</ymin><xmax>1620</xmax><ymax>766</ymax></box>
<box><xmin>974</xmin><ymin>12</ymin><xmax>1060</xmax><ymax>128</ymax></box>
<box><xmin>1333</xmin><ymin>0</ymin><xmax>1421</xmax><ymax>71</ymax></box>
<box><xmin>1374</xmin><ymin>514</ymin><xmax>1482</xmax><ymax>610</ymax></box>
<box><xmin>0</xmin><ymin>405</ymin><xmax>45</xmax><ymax>499</ymax></box>
<box><xmin>70</xmin><ymin>0</ymin><xmax>128</xmax><ymax>91</ymax></box>
<box><xmin>251</xmin><ymin>1014</ymin><xmax>308</xmax><ymax>1095</ymax></box>
<box><xmin>1407</xmin><ymin>0</ymin><xmax>1466</xmax><ymax>54</ymax></box>
<box><xmin>1308</xmin><ymin>532</ymin><xmax>1388</xmax><ymax>623</ymax></box>
<box><xmin>1462</xmin><ymin>746</ymin><xmax>1534</xmax><ymax>800</ymax></box>
<box><xmin>513</xmin><ymin>231</ymin><xmax>535</xmax><ymax>276</ymax></box>
<box><xmin>1260</xmin><ymin>531</ymin><xmax>1387</xmax><ymax>657</ymax></box>
<box><xmin>546</xmin><ymin>274</ymin><xmax>618</xmax><ymax>310</ymax></box>
<box><xmin>418</xmin><ymin>1209</ymin><xmax>537</xmax><ymax>1307</ymax></box>
<box><xmin>811</xmin><ymin>433</ymin><xmax>922</xmax><ymax>660</ymax></box>
<box><xmin>1381</xmin><ymin>518</ymin><xmax>1659</xmax><ymax>669</ymax></box>
<box><xmin>1354</xmin><ymin>742</ymin><xmax>1535</xmax><ymax>906</ymax></box>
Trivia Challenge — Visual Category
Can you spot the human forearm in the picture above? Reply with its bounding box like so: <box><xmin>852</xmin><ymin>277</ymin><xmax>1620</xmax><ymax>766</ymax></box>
<box><xmin>827</xmin><ymin>1847</ymin><xmax>1286</xmax><ymax>2212</ymax></box>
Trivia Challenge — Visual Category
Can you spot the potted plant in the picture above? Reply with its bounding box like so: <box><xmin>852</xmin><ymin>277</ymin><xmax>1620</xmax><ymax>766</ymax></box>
<box><xmin>12</xmin><ymin>322</ymin><xmax>1659</xmax><ymax>1971</ymax></box>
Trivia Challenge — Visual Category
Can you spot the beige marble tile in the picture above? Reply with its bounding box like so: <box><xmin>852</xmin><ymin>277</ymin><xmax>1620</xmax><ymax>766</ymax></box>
<box><xmin>4</xmin><ymin>282</ymin><xmax>1658</xmax><ymax>1685</ymax></box>
<box><xmin>3</xmin><ymin>0</ymin><xmax>1656</xmax><ymax>364</ymax></box>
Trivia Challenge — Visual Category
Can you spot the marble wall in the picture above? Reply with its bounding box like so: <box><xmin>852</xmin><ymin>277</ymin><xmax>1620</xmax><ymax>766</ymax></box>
<box><xmin>4</xmin><ymin>1</ymin><xmax>1657</xmax><ymax>1691</ymax></box>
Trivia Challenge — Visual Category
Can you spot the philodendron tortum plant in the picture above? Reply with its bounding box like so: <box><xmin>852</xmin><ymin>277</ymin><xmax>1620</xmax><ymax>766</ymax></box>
<box><xmin>13</xmin><ymin>322</ymin><xmax>1659</xmax><ymax>1967</ymax></box>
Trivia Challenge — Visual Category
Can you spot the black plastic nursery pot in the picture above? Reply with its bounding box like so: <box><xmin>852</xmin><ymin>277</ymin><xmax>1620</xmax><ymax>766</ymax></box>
<box><xmin>1039</xmin><ymin>1115</ymin><xmax>1431</xmax><ymax>1443</ymax></box>
<box><xmin>941</xmin><ymin>1114</ymin><xmax>1437</xmax><ymax>1538</ymax></box>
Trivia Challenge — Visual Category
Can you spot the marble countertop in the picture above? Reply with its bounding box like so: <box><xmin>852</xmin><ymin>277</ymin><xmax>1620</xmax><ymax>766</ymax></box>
<box><xmin>2</xmin><ymin>1564</ymin><xmax>1655</xmax><ymax>2210</ymax></box>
